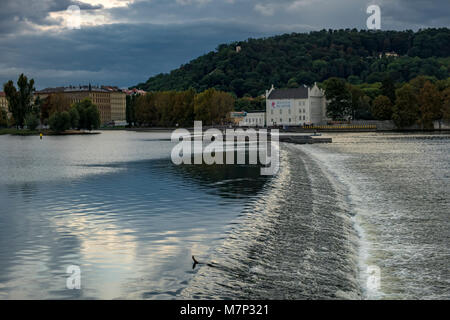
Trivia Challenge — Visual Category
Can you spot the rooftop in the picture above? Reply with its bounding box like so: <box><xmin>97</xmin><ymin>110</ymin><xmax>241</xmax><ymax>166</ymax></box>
<box><xmin>36</xmin><ymin>85</ymin><xmax>118</xmax><ymax>94</ymax></box>
<box><xmin>268</xmin><ymin>87</ymin><xmax>308</xmax><ymax>100</ymax></box>
<box><xmin>123</xmin><ymin>88</ymin><xmax>147</xmax><ymax>95</ymax></box>
<box><xmin>246</xmin><ymin>110</ymin><xmax>265</xmax><ymax>113</ymax></box>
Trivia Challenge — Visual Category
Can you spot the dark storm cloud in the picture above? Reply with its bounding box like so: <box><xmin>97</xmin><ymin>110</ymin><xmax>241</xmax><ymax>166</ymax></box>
<box><xmin>0</xmin><ymin>20</ymin><xmax>275</xmax><ymax>89</ymax></box>
<box><xmin>0</xmin><ymin>0</ymin><xmax>448</xmax><ymax>89</ymax></box>
<box><xmin>380</xmin><ymin>0</ymin><xmax>450</xmax><ymax>28</ymax></box>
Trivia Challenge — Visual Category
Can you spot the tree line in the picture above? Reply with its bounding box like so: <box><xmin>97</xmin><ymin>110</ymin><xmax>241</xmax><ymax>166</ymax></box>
<box><xmin>2</xmin><ymin>74</ymin><xmax>100</xmax><ymax>132</ymax></box>
<box><xmin>126</xmin><ymin>88</ymin><xmax>235</xmax><ymax>127</ymax></box>
<box><xmin>323</xmin><ymin>75</ymin><xmax>450</xmax><ymax>129</ymax></box>
<box><xmin>136</xmin><ymin>28</ymin><xmax>450</xmax><ymax>97</ymax></box>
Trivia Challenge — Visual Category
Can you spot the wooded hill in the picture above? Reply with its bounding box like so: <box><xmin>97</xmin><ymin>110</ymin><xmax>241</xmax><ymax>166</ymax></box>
<box><xmin>136</xmin><ymin>28</ymin><xmax>450</xmax><ymax>97</ymax></box>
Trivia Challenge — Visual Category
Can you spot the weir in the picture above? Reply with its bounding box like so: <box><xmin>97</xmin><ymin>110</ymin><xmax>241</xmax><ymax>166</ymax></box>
<box><xmin>278</xmin><ymin>135</ymin><xmax>332</xmax><ymax>144</ymax></box>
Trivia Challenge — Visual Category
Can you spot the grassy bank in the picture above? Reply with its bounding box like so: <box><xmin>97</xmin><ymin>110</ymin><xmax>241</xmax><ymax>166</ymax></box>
<box><xmin>0</xmin><ymin>128</ymin><xmax>41</xmax><ymax>136</ymax></box>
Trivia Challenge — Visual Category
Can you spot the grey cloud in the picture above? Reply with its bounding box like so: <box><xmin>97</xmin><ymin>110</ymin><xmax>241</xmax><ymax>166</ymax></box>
<box><xmin>0</xmin><ymin>21</ymin><xmax>276</xmax><ymax>89</ymax></box>
<box><xmin>380</xmin><ymin>0</ymin><xmax>450</xmax><ymax>28</ymax></box>
<box><xmin>0</xmin><ymin>0</ymin><xmax>102</xmax><ymax>35</ymax></box>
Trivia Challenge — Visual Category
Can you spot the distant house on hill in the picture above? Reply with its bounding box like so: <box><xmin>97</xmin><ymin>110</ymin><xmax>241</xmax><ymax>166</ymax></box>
<box><xmin>378</xmin><ymin>51</ymin><xmax>399</xmax><ymax>58</ymax></box>
<box><xmin>265</xmin><ymin>83</ymin><xmax>327</xmax><ymax>126</ymax></box>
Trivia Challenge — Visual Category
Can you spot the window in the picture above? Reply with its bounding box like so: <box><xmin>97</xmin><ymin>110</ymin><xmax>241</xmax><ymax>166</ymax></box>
<box><xmin>288</xmin><ymin>109</ymin><xmax>291</xmax><ymax>114</ymax></box>
<box><xmin>303</xmin><ymin>115</ymin><xmax>305</xmax><ymax>120</ymax></box>
<box><xmin>289</xmin><ymin>118</ymin><xmax>291</xmax><ymax>122</ymax></box>
<box><xmin>279</xmin><ymin>109</ymin><xmax>282</xmax><ymax>114</ymax></box>
<box><xmin>280</xmin><ymin>118</ymin><xmax>282</xmax><ymax>122</ymax></box>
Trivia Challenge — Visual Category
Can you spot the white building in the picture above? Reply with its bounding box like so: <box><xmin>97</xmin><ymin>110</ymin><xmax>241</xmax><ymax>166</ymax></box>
<box><xmin>266</xmin><ymin>83</ymin><xmax>327</xmax><ymax>126</ymax></box>
<box><xmin>239</xmin><ymin>111</ymin><xmax>266</xmax><ymax>127</ymax></box>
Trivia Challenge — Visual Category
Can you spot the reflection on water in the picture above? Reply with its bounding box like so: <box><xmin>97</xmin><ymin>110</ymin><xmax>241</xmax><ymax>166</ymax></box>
<box><xmin>1</xmin><ymin>131</ymin><xmax>449</xmax><ymax>300</ymax></box>
<box><xmin>0</xmin><ymin>131</ymin><xmax>269</xmax><ymax>299</ymax></box>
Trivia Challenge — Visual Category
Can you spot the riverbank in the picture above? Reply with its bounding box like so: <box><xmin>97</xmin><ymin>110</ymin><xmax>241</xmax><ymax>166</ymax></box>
<box><xmin>0</xmin><ymin>128</ymin><xmax>100</xmax><ymax>136</ymax></box>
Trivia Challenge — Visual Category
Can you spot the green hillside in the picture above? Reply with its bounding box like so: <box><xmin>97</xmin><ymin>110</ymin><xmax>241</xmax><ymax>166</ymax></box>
<box><xmin>136</xmin><ymin>28</ymin><xmax>450</xmax><ymax>97</ymax></box>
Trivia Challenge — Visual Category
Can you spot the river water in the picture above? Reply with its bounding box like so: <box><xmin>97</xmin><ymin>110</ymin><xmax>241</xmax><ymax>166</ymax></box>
<box><xmin>0</xmin><ymin>131</ymin><xmax>448</xmax><ymax>299</ymax></box>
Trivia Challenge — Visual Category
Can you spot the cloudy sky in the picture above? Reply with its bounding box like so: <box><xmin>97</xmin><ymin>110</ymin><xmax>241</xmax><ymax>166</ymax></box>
<box><xmin>0</xmin><ymin>0</ymin><xmax>448</xmax><ymax>89</ymax></box>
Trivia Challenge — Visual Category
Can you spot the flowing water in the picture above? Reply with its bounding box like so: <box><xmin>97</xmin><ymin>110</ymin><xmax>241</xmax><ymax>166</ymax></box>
<box><xmin>0</xmin><ymin>131</ymin><xmax>448</xmax><ymax>299</ymax></box>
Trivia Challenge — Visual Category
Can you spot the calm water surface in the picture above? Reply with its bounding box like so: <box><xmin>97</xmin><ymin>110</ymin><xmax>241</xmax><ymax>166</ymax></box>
<box><xmin>0</xmin><ymin>131</ymin><xmax>268</xmax><ymax>299</ymax></box>
<box><xmin>0</xmin><ymin>131</ymin><xmax>449</xmax><ymax>299</ymax></box>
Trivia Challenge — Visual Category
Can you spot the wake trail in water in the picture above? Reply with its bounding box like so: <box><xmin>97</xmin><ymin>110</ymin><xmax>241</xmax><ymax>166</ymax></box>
<box><xmin>181</xmin><ymin>143</ymin><xmax>361</xmax><ymax>299</ymax></box>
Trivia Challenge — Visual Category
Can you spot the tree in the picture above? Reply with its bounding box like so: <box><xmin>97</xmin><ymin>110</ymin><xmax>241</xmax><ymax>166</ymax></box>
<box><xmin>194</xmin><ymin>88</ymin><xmax>234</xmax><ymax>125</ymax></box>
<box><xmin>85</xmin><ymin>105</ymin><xmax>100</xmax><ymax>130</ymax></box>
<box><xmin>210</xmin><ymin>90</ymin><xmax>235</xmax><ymax>124</ymax></box>
<box><xmin>49</xmin><ymin>111</ymin><xmax>71</xmax><ymax>132</ymax></box>
<box><xmin>355</xmin><ymin>95</ymin><xmax>373</xmax><ymax>120</ymax></box>
<box><xmin>371</xmin><ymin>95</ymin><xmax>393</xmax><ymax>120</ymax></box>
<box><xmin>324</xmin><ymin>77</ymin><xmax>352</xmax><ymax>120</ymax></box>
<box><xmin>135</xmin><ymin>92</ymin><xmax>157</xmax><ymax>126</ymax></box>
<box><xmin>409</xmin><ymin>75</ymin><xmax>432</xmax><ymax>93</ymax></box>
<box><xmin>381</xmin><ymin>76</ymin><xmax>396</xmax><ymax>103</ymax></box>
<box><xmin>348</xmin><ymin>85</ymin><xmax>365</xmax><ymax>119</ymax></box>
<box><xmin>72</xmin><ymin>98</ymin><xmax>100</xmax><ymax>130</ymax></box>
<box><xmin>347</xmin><ymin>75</ymin><xmax>362</xmax><ymax>85</ymax></box>
<box><xmin>24</xmin><ymin>113</ymin><xmax>39</xmax><ymax>131</ymax></box>
<box><xmin>3</xmin><ymin>73</ymin><xmax>35</xmax><ymax>128</ymax></box>
<box><xmin>33</xmin><ymin>96</ymin><xmax>42</xmax><ymax>117</ymax></box>
<box><xmin>287</xmin><ymin>78</ymin><xmax>299</xmax><ymax>88</ymax></box>
<box><xmin>418</xmin><ymin>81</ymin><xmax>442</xmax><ymax>129</ymax></box>
<box><xmin>442</xmin><ymin>87</ymin><xmax>450</xmax><ymax>122</ymax></box>
<box><xmin>392</xmin><ymin>84</ymin><xmax>419</xmax><ymax>128</ymax></box>
<box><xmin>173</xmin><ymin>88</ymin><xmax>195</xmax><ymax>126</ymax></box>
<box><xmin>126</xmin><ymin>94</ymin><xmax>138</xmax><ymax>127</ymax></box>
<box><xmin>0</xmin><ymin>109</ymin><xmax>7</xmax><ymax>128</ymax></box>
<box><xmin>69</xmin><ymin>107</ymin><xmax>80</xmax><ymax>129</ymax></box>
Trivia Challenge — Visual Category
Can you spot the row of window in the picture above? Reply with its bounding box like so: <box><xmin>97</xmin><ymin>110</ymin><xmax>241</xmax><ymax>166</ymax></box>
<box><xmin>270</xmin><ymin>115</ymin><xmax>307</xmax><ymax>123</ymax></box>
<box><xmin>271</xmin><ymin>108</ymin><xmax>307</xmax><ymax>115</ymax></box>
<box><xmin>244</xmin><ymin>118</ymin><xmax>264</xmax><ymax>123</ymax></box>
